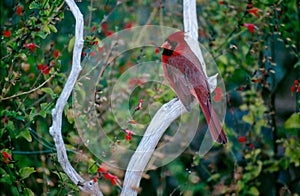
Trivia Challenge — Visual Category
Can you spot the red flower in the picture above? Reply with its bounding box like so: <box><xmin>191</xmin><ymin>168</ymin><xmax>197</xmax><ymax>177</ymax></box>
<box><xmin>1</xmin><ymin>116</ymin><xmax>8</xmax><ymax>125</ymax></box>
<box><xmin>93</xmin><ymin>177</ymin><xmax>98</xmax><ymax>182</ymax></box>
<box><xmin>135</xmin><ymin>99</ymin><xmax>144</xmax><ymax>111</ymax></box>
<box><xmin>54</xmin><ymin>50</ymin><xmax>60</xmax><ymax>58</ymax></box>
<box><xmin>219</xmin><ymin>1</ymin><xmax>225</xmax><ymax>5</ymax></box>
<box><xmin>291</xmin><ymin>85</ymin><xmax>296</xmax><ymax>93</ymax></box>
<box><xmin>103</xmin><ymin>173</ymin><xmax>118</xmax><ymax>186</ymax></box>
<box><xmin>97</xmin><ymin>46</ymin><xmax>104</xmax><ymax>53</ymax></box>
<box><xmin>101</xmin><ymin>22</ymin><xmax>109</xmax><ymax>31</ymax></box>
<box><xmin>81</xmin><ymin>52</ymin><xmax>86</xmax><ymax>56</ymax></box>
<box><xmin>247</xmin><ymin>2</ymin><xmax>253</xmax><ymax>9</ymax></box>
<box><xmin>125</xmin><ymin>133</ymin><xmax>132</xmax><ymax>141</ymax></box>
<box><xmin>213</xmin><ymin>87</ymin><xmax>222</xmax><ymax>102</ymax></box>
<box><xmin>155</xmin><ymin>47</ymin><xmax>160</xmax><ymax>54</ymax></box>
<box><xmin>105</xmin><ymin>30</ymin><xmax>113</xmax><ymax>37</ymax></box>
<box><xmin>214</xmin><ymin>94</ymin><xmax>222</xmax><ymax>102</ymax></box>
<box><xmin>92</xmin><ymin>26</ymin><xmax>97</xmax><ymax>32</ymax></box>
<box><xmin>37</xmin><ymin>64</ymin><xmax>50</xmax><ymax>74</ymax></box>
<box><xmin>24</xmin><ymin>43</ymin><xmax>38</xmax><ymax>52</ymax></box>
<box><xmin>294</xmin><ymin>80</ymin><xmax>299</xmax><ymax>85</ymax></box>
<box><xmin>238</xmin><ymin>136</ymin><xmax>247</xmax><ymax>143</ymax></box>
<box><xmin>97</xmin><ymin>163</ymin><xmax>108</xmax><ymax>173</ymax></box>
<box><xmin>124</xmin><ymin>129</ymin><xmax>134</xmax><ymax>141</ymax></box>
<box><xmin>90</xmin><ymin>51</ymin><xmax>97</xmax><ymax>56</ymax></box>
<box><xmin>128</xmin><ymin>120</ymin><xmax>137</xmax><ymax>124</ymax></box>
<box><xmin>124</xmin><ymin>22</ymin><xmax>133</xmax><ymax>29</ymax></box>
<box><xmin>110</xmin><ymin>176</ymin><xmax>118</xmax><ymax>186</ymax></box>
<box><xmin>248</xmin><ymin>8</ymin><xmax>260</xmax><ymax>17</ymax></box>
<box><xmin>3</xmin><ymin>30</ymin><xmax>11</xmax><ymax>37</ymax></box>
<box><xmin>298</xmin><ymin>86</ymin><xmax>300</xmax><ymax>92</ymax></box>
<box><xmin>16</xmin><ymin>5</ymin><xmax>23</xmax><ymax>16</ymax></box>
<box><xmin>243</xmin><ymin>23</ymin><xmax>257</xmax><ymax>33</ymax></box>
<box><xmin>248</xmin><ymin>143</ymin><xmax>255</xmax><ymax>150</ymax></box>
<box><xmin>89</xmin><ymin>40</ymin><xmax>98</xmax><ymax>46</ymax></box>
<box><xmin>2</xmin><ymin>151</ymin><xmax>12</xmax><ymax>164</ymax></box>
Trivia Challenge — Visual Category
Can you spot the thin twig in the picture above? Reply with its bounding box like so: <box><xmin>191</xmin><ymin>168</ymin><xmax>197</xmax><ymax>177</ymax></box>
<box><xmin>0</xmin><ymin>74</ymin><xmax>55</xmax><ymax>101</ymax></box>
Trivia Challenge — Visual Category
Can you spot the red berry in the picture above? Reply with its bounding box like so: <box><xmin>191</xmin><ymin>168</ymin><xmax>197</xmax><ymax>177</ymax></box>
<box><xmin>105</xmin><ymin>31</ymin><xmax>113</xmax><ymax>37</ymax></box>
<box><xmin>24</xmin><ymin>43</ymin><xmax>38</xmax><ymax>52</ymax></box>
<box><xmin>238</xmin><ymin>136</ymin><xmax>247</xmax><ymax>143</ymax></box>
<box><xmin>124</xmin><ymin>22</ymin><xmax>133</xmax><ymax>29</ymax></box>
<box><xmin>243</xmin><ymin>23</ymin><xmax>257</xmax><ymax>33</ymax></box>
<box><xmin>101</xmin><ymin>22</ymin><xmax>109</xmax><ymax>31</ymax></box>
<box><xmin>54</xmin><ymin>50</ymin><xmax>60</xmax><ymax>58</ymax></box>
<box><xmin>249</xmin><ymin>143</ymin><xmax>255</xmax><ymax>150</ymax></box>
<box><xmin>291</xmin><ymin>85</ymin><xmax>296</xmax><ymax>93</ymax></box>
<box><xmin>93</xmin><ymin>177</ymin><xmax>98</xmax><ymax>182</ymax></box>
<box><xmin>90</xmin><ymin>51</ymin><xmax>96</xmax><ymax>56</ymax></box>
<box><xmin>155</xmin><ymin>47</ymin><xmax>160</xmax><ymax>54</ymax></box>
<box><xmin>16</xmin><ymin>5</ymin><xmax>23</xmax><ymax>16</ymax></box>
<box><xmin>3</xmin><ymin>30</ymin><xmax>11</xmax><ymax>37</ymax></box>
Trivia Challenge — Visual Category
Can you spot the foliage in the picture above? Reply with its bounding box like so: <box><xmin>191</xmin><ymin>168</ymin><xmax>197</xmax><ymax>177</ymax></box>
<box><xmin>1</xmin><ymin>0</ymin><xmax>299</xmax><ymax>195</ymax></box>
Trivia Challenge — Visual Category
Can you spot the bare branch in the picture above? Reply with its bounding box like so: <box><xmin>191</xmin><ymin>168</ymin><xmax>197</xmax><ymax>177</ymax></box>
<box><xmin>183</xmin><ymin>0</ymin><xmax>209</xmax><ymax>78</ymax></box>
<box><xmin>121</xmin><ymin>99</ymin><xmax>187</xmax><ymax>195</ymax></box>
<box><xmin>0</xmin><ymin>74</ymin><xmax>54</xmax><ymax>101</ymax></box>
<box><xmin>183</xmin><ymin>0</ymin><xmax>198</xmax><ymax>40</ymax></box>
<box><xmin>49</xmin><ymin>0</ymin><xmax>103</xmax><ymax>195</ymax></box>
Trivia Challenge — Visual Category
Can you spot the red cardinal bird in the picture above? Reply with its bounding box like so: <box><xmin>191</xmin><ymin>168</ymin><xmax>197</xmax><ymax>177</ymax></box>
<box><xmin>161</xmin><ymin>31</ymin><xmax>228</xmax><ymax>144</ymax></box>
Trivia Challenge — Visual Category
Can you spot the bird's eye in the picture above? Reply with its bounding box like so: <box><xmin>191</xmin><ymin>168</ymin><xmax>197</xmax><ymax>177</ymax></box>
<box><xmin>169</xmin><ymin>41</ymin><xmax>178</xmax><ymax>50</ymax></box>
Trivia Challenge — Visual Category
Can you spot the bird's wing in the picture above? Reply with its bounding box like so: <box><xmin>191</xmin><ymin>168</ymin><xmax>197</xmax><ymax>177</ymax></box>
<box><xmin>164</xmin><ymin>63</ymin><xmax>194</xmax><ymax>111</ymax></box>
<box><xmin>184</xmin><ymin>34</ymin><xmax>218</xmax><ymax>93</ymax></box>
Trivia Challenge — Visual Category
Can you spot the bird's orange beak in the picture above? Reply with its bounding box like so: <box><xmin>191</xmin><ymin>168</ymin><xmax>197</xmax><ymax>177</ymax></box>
<box><xmin>161</xmin><ymin>41</ymin><xmax>172</xmax><ymax>50</ymax></box>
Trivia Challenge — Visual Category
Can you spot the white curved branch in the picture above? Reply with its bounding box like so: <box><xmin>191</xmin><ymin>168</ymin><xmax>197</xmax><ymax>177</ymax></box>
<box><xmin>121</xmin><ymin>1</ymin><xmax>199</xmax><ymax>195</ymax></box>
<box><xmin>49</xmin><ymin>0</ymin><xmax>103</xmax><ymax>195</ymax></box>
<box><xmin>121</xmin><ymin>99</ymin><xmax>187</xmax><ymax>195</ymax></box>
<box><xmin>183</xmin><ymin>0</ymin><xmax>209</xmax><ymax>79</ymax></box>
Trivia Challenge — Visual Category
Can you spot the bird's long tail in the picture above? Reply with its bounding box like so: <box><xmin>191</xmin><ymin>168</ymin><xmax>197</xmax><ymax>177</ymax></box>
<box><xmin>199</xmin><ymin>99</ymin><xmax>228</xmax><ymax>144</ymax></box>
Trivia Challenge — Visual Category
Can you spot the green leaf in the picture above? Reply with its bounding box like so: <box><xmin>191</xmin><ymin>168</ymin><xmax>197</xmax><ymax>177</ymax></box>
<box><xmin>207</xmin><ymin>173</ymin><xmax>220</xmax><ymax>182</ymax></box>
<box><xmin>65</xmin><ymin>108</ymin><xmax>75</xmax><ymax>124</ymax></box>
<box><xmin>249</xmin><ymin>186</ymin><xmax>260</xmax><ymax>196</ymax></box>
<box><xmin>40</xmin><ymin>103</ymin><xmax>53</xmax><ymax>117</ymax></box>
<box><xmin>284</xmin><ymin>113</ymin><xmax>300</xmax><ymax>129</ymax></box>
<box><xmin>29</xmin><ymin>1</ymin><xmax>41</xmax><ymax>9</ymax></box>
<box><xmin>68</xmin><ymin>36</ymin><xmax>75</xmax><ymax>53</ymax></box>
<box><xmin>44</xmin><ymin>25</ymin><xmax>51</xmax><ymax>34</ymax></box>
<box><xmin>239</xmin><ymin>104</ymin><xmax>248</xmax><ymax>111</ymax></box>
<box><xmin>24</xmin><ymin>188</ymin><xmax>34</xmax><ymax>196</ymax></box>
<box><xmin>53</xmin><ymin>171</ymin><xmax>68</xmax><ymax>182</ymax></box>
<box><xmin>17</xmin><ymin>128</ymin><xmax>32</xmax><ymax>142</ymax></box>
<box><xmin>37</xmin><ymin>31</ymin><xmax>48</xmax><ymax>39</ymax></box>
<box><xmin>88</xmin><ymin>159</ymin><xmax>98</xmax><ymax>173</ymax></box>
<box><xmin>294</xmin><ymin>59</ymin><xmax>300</xmax><ymax>68</ymax></box>
<box><xmin>19</xmin><ymin>167</ymin><xmax>35</xmax><ymax>180</ymax></box>
<box><xmin>41</xmin><ymin>87</ymin><xmax>56</xmax><ymax>99</ymax></box>
<box><xmin>49</xmin><ymin>24</ymin><xmax>57</xmax><ymax>33</ymax></box>
<box><xmin>0</xmin><ymin>174</ymin><xmax>12</xmax><ymax>185</ymax></box>
<box><xmin>218</xmin><ymin>55</ymin><xmax>228</xmax><ymax>65</ymax></box>
<box><xmin>242</xmin><ymin>113</ymin><xmax>253</xmax><ymax>124</ymax></box>
<box><xmin>88</xmin><ymin>5</ymin><xmax>97</xmax><ymax>11</ymax></box>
